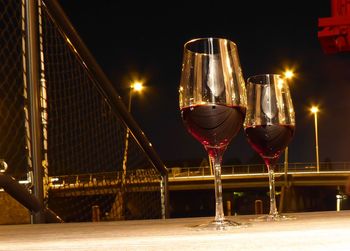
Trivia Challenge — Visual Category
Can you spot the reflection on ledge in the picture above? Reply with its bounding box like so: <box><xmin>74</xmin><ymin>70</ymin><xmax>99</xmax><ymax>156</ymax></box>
<box><xmin>0</xmin><ymin>210</ymin><xmax>349</xmax><ymax>250</ymax></box>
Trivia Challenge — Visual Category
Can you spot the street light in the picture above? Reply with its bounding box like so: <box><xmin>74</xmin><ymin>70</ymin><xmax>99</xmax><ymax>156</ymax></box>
<box><xmin>119</xmin><ymin>81</ymin><xmax>144</xmax><ymax>219</ymax></box>
<box><xmin>284</xmin><ymin>70</ymin><xmax>294</xmax><ymax>80</ymax></box>
<box><xmin>282</xmin><ymin>69</ymin><xmax>294</xmax><ymax>181</ymax></box>
<box><xmin>127</xmin><ymin>81</ymin><xmax>144</xmax><ymax>112</ymax></box>
<box><xmin>123</xmin><ymin>81</ymin><xmax>144</xmax><ymax>168</ymax></box>
<box><xmin>310</xmin><ymin>106</ymin><xmax>320</xmax><ymax>173</ymax></box>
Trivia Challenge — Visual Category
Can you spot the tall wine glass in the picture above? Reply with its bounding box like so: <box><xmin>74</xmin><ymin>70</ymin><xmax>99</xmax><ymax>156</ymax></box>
<box><xmin>179</xmin><ymin>37</ymin><xmax>247</xmax><ymax>230</ymax></box>
<box><xmin>244</xmin><ymin>74</ymin><xmax>295</xmax><ymax>221</ymax></box>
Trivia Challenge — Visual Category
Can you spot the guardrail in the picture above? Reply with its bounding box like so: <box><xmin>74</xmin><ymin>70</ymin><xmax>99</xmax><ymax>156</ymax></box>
<box><xmin>168</xmin><ymin>162</ymin><xmax>350</xmax><ymax>178</ymax></box>
<box><xmin>48</xmin><ymin>169</ymin><xmax>161</xmax><ymax>189</ymax></box>
<box><xmin>47</xmin><ymin>162</ymin><xmax>350</xmax><ymax>188</ymax></box>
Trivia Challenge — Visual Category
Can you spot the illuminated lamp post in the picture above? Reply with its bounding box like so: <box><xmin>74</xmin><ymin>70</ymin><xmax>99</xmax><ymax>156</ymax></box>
<box><xmin>283</xmin><ymin>69</ymin><xmax>294</xmax><ymax>178</ymax></box>
<box><xmin>310</xmin><ymin>106</ymin><xmax>320</xmax><ymax>173</ymax></box>
<box><xmin>120</xmin><ymin>81</ymin><xmax>144</xmax><ymax>219</ymax></box>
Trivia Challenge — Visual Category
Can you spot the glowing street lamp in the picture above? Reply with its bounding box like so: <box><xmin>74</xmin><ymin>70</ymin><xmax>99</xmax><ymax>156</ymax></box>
<box><xmin>310</xmin><ymin>106</ymin><xmax>320</xmax><ymax>173</ymax></box>
<box><xmin>284</xmin><ymin>69</ymin><xmax>294</xmax><ymax>80</ymax></box>
<box><xmin>124</xmin><ymin>81</ymin><xmax>144</xmax><ymax>167</ymax></box>
<box><xmin>119</xmin><ymin>81</ymin><xmax>144</xmax><ymax>219</ymax></box>
<box><xmin>127</xmin><ymin>81</ymin><xmax>144</xmax><ymax>112</ymax></box>
<box><xmin>310</xmin><ymin>106</ymin><xmax>320</xmax><ymax>172</ymax></box>
<box><xmin>282</xmin><ymin>69</ymin><xmax>295</xmax><ymax>181</ymax></box>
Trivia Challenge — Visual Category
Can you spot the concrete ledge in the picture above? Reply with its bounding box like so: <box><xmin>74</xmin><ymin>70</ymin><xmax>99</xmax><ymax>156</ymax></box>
<box><xmin>0</xmin><ymin>210</ymin><xmax>350</xmax><ymax>250</ymax></box>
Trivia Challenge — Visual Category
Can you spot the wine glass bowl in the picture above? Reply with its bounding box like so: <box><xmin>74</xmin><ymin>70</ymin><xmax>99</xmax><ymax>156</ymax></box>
<box><xmin>179</xmin><ymin>37</ymin><xmax>247</xmax><ymax>230</ymax></box>
<box><xmin>244</xmin><ymin>74</ymin><xmax>295</xmax><ymax>221</ymax></box>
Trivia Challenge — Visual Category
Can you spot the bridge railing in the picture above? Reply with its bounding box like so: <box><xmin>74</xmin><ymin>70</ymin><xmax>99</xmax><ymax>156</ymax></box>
<box><xmin>49</xmin><ymin>169</ymin><xmax>161</xmax><ymax>189</ymax></box>
<box><xmin>168</xmin><ymin>162</ymin><xmax>350</xmax><ymax>178</ymax></box>
<box><xmin>46</xmin><ymin>162</ymin><xmax>350</xmax><ymax>187</ymax></box>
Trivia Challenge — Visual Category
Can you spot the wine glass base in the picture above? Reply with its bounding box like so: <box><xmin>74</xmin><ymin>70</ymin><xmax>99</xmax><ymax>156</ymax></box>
<box><xmin>250</xmin><ymin>214</ymin><xmax>296</xmax><ymax>222</ymax></box>
<box><xmin>189</xmin><ymin>219</ymin><xmax>251</xmax><ymax>231</ymax></box>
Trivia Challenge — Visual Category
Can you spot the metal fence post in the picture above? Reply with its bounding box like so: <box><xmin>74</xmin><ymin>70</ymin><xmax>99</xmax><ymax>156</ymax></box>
<box><xmin>160</xmin><ymin>173</ymin><xmax>169</xmax><ymax>219</ymax></box>
<box><xmin>25</xmin><ymin>0</ymin><xmax>45</xmax><ymax>223</ymax></box>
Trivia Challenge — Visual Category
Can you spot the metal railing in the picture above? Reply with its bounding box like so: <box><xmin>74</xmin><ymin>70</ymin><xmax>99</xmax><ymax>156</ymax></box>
<box><xmin>49</xmin><ymin>169</ymin><xmax>161</xmax><ymax>190</ymax></box>
<box><xmin>45</xmin><ymin>162</ymin><xmax>350</xmax><ymax>191</ymax></box>
<box><xmin>168</xmin><ymin>162</ymin><xmax>350</xmax><ymax>178</ymax></box>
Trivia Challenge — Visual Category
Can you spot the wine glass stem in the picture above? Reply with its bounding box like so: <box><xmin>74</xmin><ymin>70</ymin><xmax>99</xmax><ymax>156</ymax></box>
<box><xmin>209</xmin><ymin>150</ymin><xmax>225</xmax><ymax>222</ymax></box>
<box><xmin>267</xmin><ymin>167</ymin><xmax>278</xmax><ymax>216</ymax></box>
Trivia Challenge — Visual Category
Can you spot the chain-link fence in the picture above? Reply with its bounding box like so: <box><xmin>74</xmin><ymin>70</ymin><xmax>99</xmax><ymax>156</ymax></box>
<box><xmin>0</xmin><ymin>0</ymin><xmax>168</xmax><ymax>223</ymax></box>
<box><xmin>0</xmin><ymin>0</ymin><xmax>30</xmax><ymax>180</ymax></box>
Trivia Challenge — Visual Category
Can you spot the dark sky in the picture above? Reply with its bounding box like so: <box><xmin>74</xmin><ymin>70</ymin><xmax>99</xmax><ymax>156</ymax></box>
<box><xmin>59</xmin><ymin>0</ymin><xmax>350</xmax><ymax>165</ymax></box>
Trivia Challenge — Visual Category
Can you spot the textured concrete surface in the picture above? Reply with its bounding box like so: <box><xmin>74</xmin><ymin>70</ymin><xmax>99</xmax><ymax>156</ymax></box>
<box><xmin>0</xmin><ymin>211</ymin><xmax>349</xmax><ymax>250</ymax></box>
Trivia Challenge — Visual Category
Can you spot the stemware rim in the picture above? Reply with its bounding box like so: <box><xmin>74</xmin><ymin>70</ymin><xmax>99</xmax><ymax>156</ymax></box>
<box><xmin>183</xmin><ymin>37</ymin><xmax>237</xmax><ymax>54</ymax></box>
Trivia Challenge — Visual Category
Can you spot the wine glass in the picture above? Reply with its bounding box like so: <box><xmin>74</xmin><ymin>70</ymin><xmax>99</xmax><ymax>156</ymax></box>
<box><xmin>179</xmin><ymin>37</ymin><xmax>247</xmax><ymax>230</ymax></box>
<box><xmin>244</xmin><ymin>74</ymin><xmax>295</xmax><ymax>221</ymax></box>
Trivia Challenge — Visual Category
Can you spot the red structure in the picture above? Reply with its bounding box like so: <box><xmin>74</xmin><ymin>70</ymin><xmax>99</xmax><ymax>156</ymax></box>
<box><xmin>318</xmin><ymin>0</ymin><xmax>350</xmax><ymax>54</ymax></box>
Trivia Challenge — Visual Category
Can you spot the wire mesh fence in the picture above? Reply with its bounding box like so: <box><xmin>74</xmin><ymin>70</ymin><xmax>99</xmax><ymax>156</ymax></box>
<box><xmin>0</xmin><ymin>0</ymin><xmax>30</xmax><ymax>180</ymax></box>
<box><xmin>0</xmin><ymin>0</ymin><xmax>167</xmax><ymax>223</ymax></box>
<box><xmin>42</xmin><ymin>1</ymin><xmax>166</xmax><ymax>222</ymax></box>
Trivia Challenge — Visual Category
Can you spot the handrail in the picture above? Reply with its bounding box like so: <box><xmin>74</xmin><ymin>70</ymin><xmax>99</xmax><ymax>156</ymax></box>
<box><xmin>0</xmin><ymin>173</ymin><xmax>63</xmax><ymax>223</ymax></box>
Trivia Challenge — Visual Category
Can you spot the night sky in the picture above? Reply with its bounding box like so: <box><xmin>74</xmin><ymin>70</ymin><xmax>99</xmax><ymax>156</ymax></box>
<box><xmin>59</xmin><ymin>0</ymin><xmax>350</xmax><ymax>166</ymax></box>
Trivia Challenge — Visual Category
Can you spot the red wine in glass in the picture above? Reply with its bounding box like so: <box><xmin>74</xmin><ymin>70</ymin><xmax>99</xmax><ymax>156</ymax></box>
<box><xmin>244</xmin><ymin>73</ymin><xmax>295</xmax><ymax>221</ymax></box>
<box><xmin>181</xmin><ymin>104</ymin><xmax>246</xmax><ymax>156</ymax></box>
<box><xmin>179</xmin><ymin>37</ymin><xmax>248</xmax><ymax>230</ymax></box>
<box><xmin>245</xmin><ymin>124</ymin><xmax>295</xmax><ymax>166</ymax></box>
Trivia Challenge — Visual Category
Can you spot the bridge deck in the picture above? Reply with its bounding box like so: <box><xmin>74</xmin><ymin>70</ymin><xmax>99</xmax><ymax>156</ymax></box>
<box><xmin>1</xmin><ymin>210</ymin><xmax>350</xmax><ymax>250</ymax></box>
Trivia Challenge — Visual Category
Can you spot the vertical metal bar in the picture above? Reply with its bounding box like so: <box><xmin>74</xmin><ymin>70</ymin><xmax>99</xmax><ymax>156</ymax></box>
<box><xmin>25</xmin><ymin>0</ymin><xmax>44</xmax><ymax>223</ymax></box>
<box><xmin>160</xmin><ymin>173</ymin><xmax>169</xmax><ymax>219</ymax></box>
<box><xmin>37</xmin><ymin>0</ymin><xmax>50</xmax><ymax>203</ymax></box>
<box><xmin>22</xmin><ymin>0</ymin><xmax>34</xmax><ymax>194</ymax></box>
<box><xmin>160</xmin><ymin>175</ymin><xmax>165</xmax><ymax>219</ymax></box>
<box><xmin>284</xmin><ymin>146</ymin><xmax>288</xmax><ymax>186</ymax></box>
